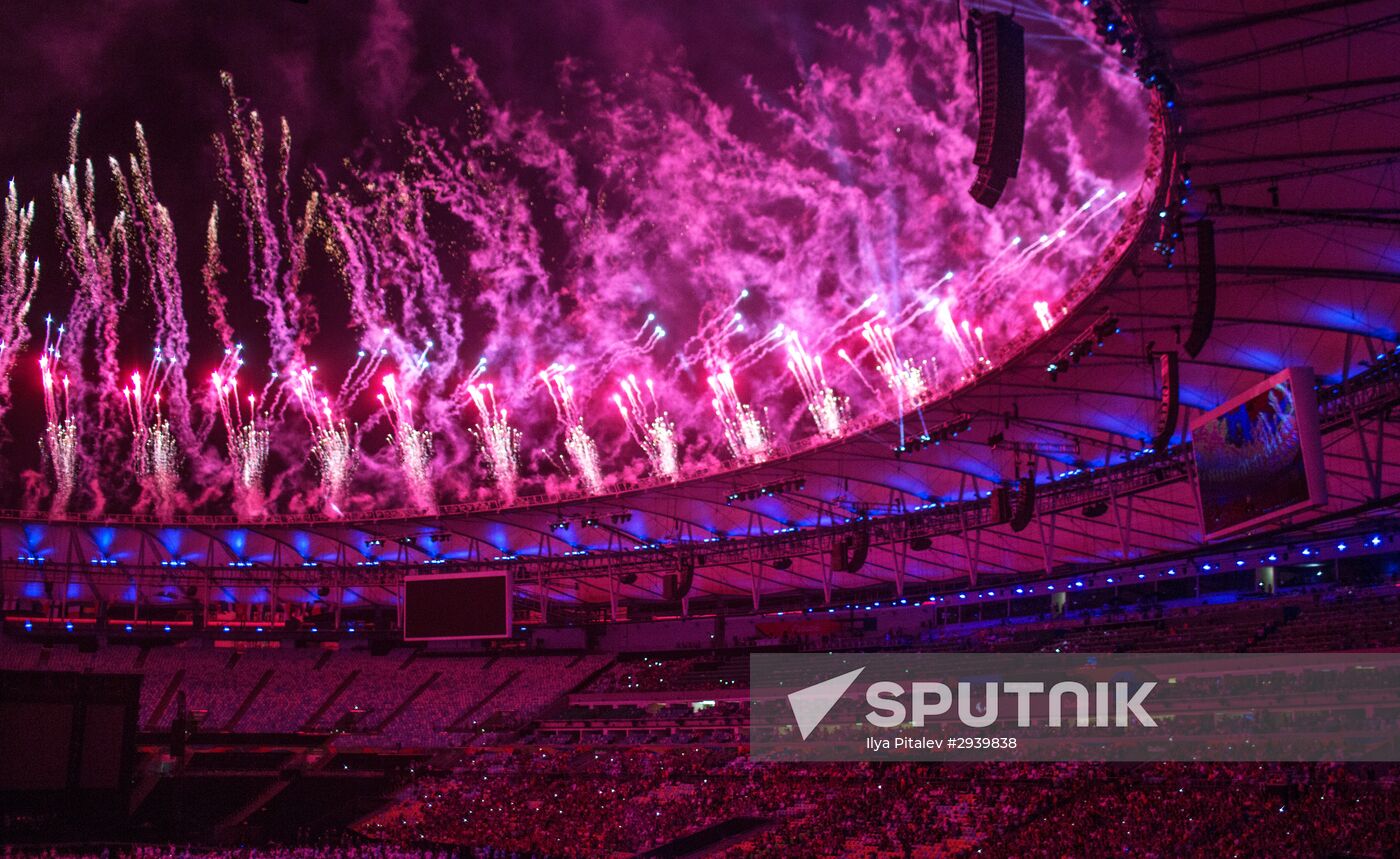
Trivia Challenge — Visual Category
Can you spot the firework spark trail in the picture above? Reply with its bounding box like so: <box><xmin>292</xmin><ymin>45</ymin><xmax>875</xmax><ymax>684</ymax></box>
<box><xmin>120</xmin><ymin>365</ymin><xmax>182</xmax><ymax>520</ymax></box>
<box><xmin>1033</xmin><ymin>301</ymin><xmax>1056</xmax><ymax>331</ymax></box>
<box><xmin>291</xmin><ymin>368</ymin><xmax>358</xmax><ymax>517</ymax></box>
<box><xmin>861</xmin><ymin>318</ymin><xmax>932</xmax><ymax>424</ymax></box>
<box><xmin>785</xmin><ymin>333</ymin><xmax>847</xmax><ymax>438</ymax></box>
<box><xmin>318</xmin><ymin>166</ymin><xmax>483</xmax><ymax>501</ymax></box>
<box><xmin>615</xmin><ymin>375</ymin><xmax>680</xmax><ymax>480</ymax></box>
<box><xmin>707</xmin><ymin>366</ymin><xmax>771</xmax><ymax>463</ymax></box>
<box><xmin>320</xmin><ymin>178</ymin><xmax>464</xmax><ymax>396</ymax></box>
<box><xmin>860</xmin><ymin>320</ymin><xmax>935</xmax><ymax>450</ymax></box>
<box><xmin>972</xmin><ymin>190</ymin><xmax>1124</xmax><ymax>300</ymax></box>
<box><xmin>113</xmin><ymin>123</ymin><xmax>202</xmax><ymax>453</ymax></box>
<box><xmin>410</xmin><ymin>115</ymin><xmax>561</xmax><ymax>398</ymax></box>
<box><xmin>201</xmin><ymin>205</ymin><xmax>235</xmax><ymax>352</ymax></box>
<box><xmin>836</xmin><ymin>348</ymin><xmax>881</xmax><ymax>396</ymax></box>
<box><xmin>1048</xmin><ymin>190</ymin><xmax>1129</xmax><ymax>251</ymax></box>
<box><xmin>592</xmin><ymin>314</ymin><xmax>667</xmax><ymax>377</ymax></box>
<box><xmin>540</xmin><ymin>363</ymin><xmax>605</xmax><ymax>494</ymax></box>
<box><xmin>465</xmin><ymin>382</ymin><xmax>521</xmax><ymax>504</ymax></box>
<box><xmin>725</xmin><ymin>322</ymin><xmax>791</xmax><ymax>374</ymax></box>
<box><xmin>53</xmin><ymin>115</ymin><xmax>131</xmax><ymax>506</ymax></box>
<box><xmin>214</xmin><ymin>73</ymin><xmax>319</xmax><ymax>384</ymax></box>
<box><xmin>377</xmin><ymin>372</ymin><xmax>435</xmax><ymax>509</ymax></box>
<box><xmin>674</xmin><ymin>290</ymin><xmax>750</xmax><ymax>374</ymax></box>
<box><xmin>935</xmin><ymin>304</ymin><xmax>977</xmax><ymax>373</ymax></box>
<box><xmin>212</xmin><ymin>370</ymin><xmax>271</xmax><ymax>519</ymax></box>
<box><xmin>0</xmin><ymin>181</ymin><xmax>39</xmax><ymax>419</ymax></box>
<box><xmin>886</xmin><ymin>273</ymin><xmax>955</xmax><ymax>333</ymax></box>
<box><xmin>340</xmin><ymin>343</ymin><xmax>391</xmax><ymax>407</ymax></box>
<box><xmin>38</xmin><ymin>342</ymin><xmax>77</xmax><ymax>515</ymax></box>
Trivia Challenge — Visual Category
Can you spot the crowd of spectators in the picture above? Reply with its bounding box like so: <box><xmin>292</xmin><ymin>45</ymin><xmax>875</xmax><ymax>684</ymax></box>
<box><xmin>1</xmin><ymin>846</ymin><xmax>471</xmax><ymax>859</ymax></box>
<box><xmin>356</xmin><ymin>750</ymin><xmax>1400</xmax><ymax>859</ymax></box>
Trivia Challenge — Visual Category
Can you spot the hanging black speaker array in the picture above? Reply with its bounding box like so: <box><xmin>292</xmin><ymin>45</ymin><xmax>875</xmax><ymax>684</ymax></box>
<box><xmin>663</xmin><ymin>555</ymin><xmax>695</xmax><ymax>601</ymax></box>
<box><xmin>1008</xmin><ymin>476</ymin><xmax>1037</xmax><ymax>533</ymax></box>
<box><xmin>832</xmin><ymin>529</ymin><xmax>871</xmax><ymax>575</ymax></box>
<box><xmin>1152</xmin><ymin>351</ymin><xmax>1180</xmax><ymax>451</ymax></box>
<box><xmin>1184</xmin><ymin>219</ymin><xmax>1216</xmax><ymax>357</ymax></box>
<box><xmin>967</xmin><ymin>11</ymin><xmax>1026</xmax><ymax>208</ymax></box>
<box><xmin>990</xmin><ymin>485</ymin><xmax>1013</xmax><ymax>525</ymax></box>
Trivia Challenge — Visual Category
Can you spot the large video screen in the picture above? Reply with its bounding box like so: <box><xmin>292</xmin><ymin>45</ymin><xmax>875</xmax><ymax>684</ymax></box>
<box><xmin>403</xmin><ymin>571</ymin><xmax>512</xmax><ymax>641</ymax></box>
<box><xmin>1191</xmin><ymin>367</ymin><xmax>1326</xmax><ymax>540</ymax></box>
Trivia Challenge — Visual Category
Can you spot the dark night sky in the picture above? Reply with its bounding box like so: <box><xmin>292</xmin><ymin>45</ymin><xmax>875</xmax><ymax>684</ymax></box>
<box><xmin>0</xmin><ymin>0</ymin><xmax>864</xmax><ymax>242</ymax></box>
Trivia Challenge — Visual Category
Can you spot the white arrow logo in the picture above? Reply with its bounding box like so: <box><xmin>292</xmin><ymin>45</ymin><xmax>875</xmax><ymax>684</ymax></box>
<box><xmin>787</xmin><ymin>667</ymin><xmax>865</xmax><ymax>740</ymax></box>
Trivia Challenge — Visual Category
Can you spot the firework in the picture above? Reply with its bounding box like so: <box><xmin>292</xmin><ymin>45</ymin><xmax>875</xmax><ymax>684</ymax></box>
<box><xmin>119</xmin><ymin>122</ymin><xmax>199</xmax><ymax>453</ymax></box>
<box><xmin>465</xmin><ymin>382</ymin><xmax>521</xmax><ymax>504</ymax></box>
<box><xmin>540</xmin><ymin>363</ymin><xmax>605</xmax><ymax>494</ymax></box>
<box><xmin>39</xmin><ymin>328</ymin><xmax>77</xmax><ymax>515</ymax></box>
<box><xmin>615</xmin><ymin>375</ymin><xmax>680</xmax><ymax>480</ymax></box>
<box><xmin>862</xmin><ymin>321</ymin><xmax>930</xmax><ymax>407</ymax></box>
<box><xmin>785</xmin><ymin>333</ymin><xmax>847</xmax><ymax>438</ymax></box>
<box><xmin>121</xmin><ymin>361</ymin><xmax>183</xmax><ymax>520</ymax></box>
<box><xmin>53</xmin><ymin>114</ymin><xmax>128</xmax><ymax>491</ymax></box>
<box><xmin>212</xmin><ymin>364</ymin><xmax>271</xmax><ymax>519</ymax></box>
<box><xmin>378</xmin><ymin>372</ymin><xmax>435</xmax><ymax>509</ymax></box>
<box><xmin>707</xmin><ymin>366</ymin><xmax>770</xmax><ymax>464</ymax></box>
<box><xmin>291</xmin><ymin>367</ymin><xmax>358</xmax><ymax>516</ymax></box>
<box><xmin>214</xmin><ymin>74</ymin><xmax>319</xmax><ymax>380</ymax></box>
<box><xmin>0</xmin><ymin>181</ymin><xmax>38</xmax><ymax>417</ymax></box>
<box><xmin>0</xmin><ymin>20</ymin><xmax>1143</xmax><ymax>518</ymax></box>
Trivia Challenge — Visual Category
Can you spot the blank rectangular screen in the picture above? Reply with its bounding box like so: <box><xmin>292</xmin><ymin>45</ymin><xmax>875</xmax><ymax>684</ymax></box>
<box><xmin>403</xmin><ymin>572</ymin><xmax>512</xmax><ymax>641</ymax></box>
<box><xmin>0</xmin><ymin>701</ymin><xmax>73</xmax><ymax>790</ymax></box>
